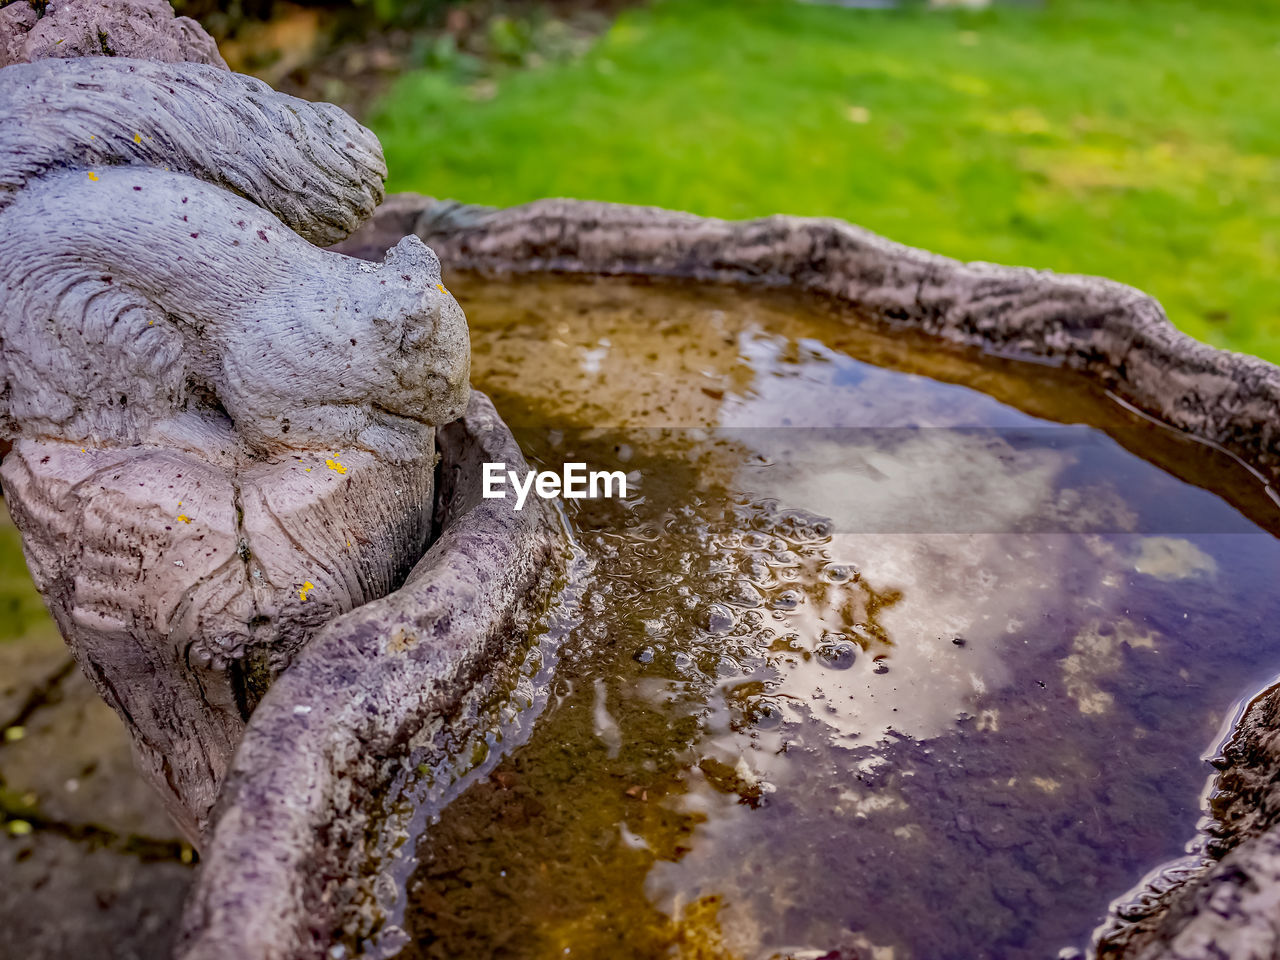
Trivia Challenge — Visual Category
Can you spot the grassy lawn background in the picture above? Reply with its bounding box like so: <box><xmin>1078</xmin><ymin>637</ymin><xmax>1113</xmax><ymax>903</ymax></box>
<box><xmin>372</xmin><ymin>0</ymin><xmax>1280</xmax><ymax>361</ymax></box>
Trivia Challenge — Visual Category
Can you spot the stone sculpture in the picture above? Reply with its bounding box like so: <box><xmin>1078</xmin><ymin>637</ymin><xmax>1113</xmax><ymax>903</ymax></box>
<box><xmin>0</xmin><ymin>53</ymin><xmax>470</xmax><ymax>841</ymax></box>
<box><xmin>6</xmin><ymin>3</ymin><xmax>1280</xmax><ymax>959</ymax></box>
<box><xmin>0</xmin><ymin>15</ymin><xmax>566</xmax><ymax>960</ymax></box>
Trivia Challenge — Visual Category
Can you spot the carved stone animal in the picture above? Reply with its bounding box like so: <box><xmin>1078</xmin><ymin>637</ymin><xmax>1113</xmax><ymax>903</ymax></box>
<box><xmin>0</xmin><ymin>55</ymin><xmax>470</xmax><ymax>841</ymax></box>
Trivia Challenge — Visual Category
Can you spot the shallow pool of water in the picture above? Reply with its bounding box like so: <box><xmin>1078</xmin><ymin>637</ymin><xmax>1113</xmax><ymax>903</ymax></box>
<box><xmin>379</xmin><ymin>276</ymin><xmax>1280</xmax><ymax>960</ymax></box>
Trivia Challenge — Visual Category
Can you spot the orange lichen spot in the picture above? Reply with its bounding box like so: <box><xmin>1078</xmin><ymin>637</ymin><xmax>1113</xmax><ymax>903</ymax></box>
<box><xmin>177</xmin><ymin>514</ymin><xmax>191</xmax><ymax>524</ymax></box>
<box><xmin>435</xmin><ymin>283</ymin><xmax>447</xmax><ymax>295</ymax></box>
<box><xmin>326</xmin><ymin>458</ymin><xmax>347</xmax><ymax>475</ymax></box>
<box><xmin>305</xmin><ymin>467</ymin><xmax>312</xmax><ymax>472</ymax></box>
<box><xmin>299</xmin><ymin>580</ymin><xmax>316</xmax><ymax>602</ymax></box>
<box><xmin>133</xmin><ymin>133</ymin><xmax>142</xmax><ymax>144</ymax></box>
<box><xmin>87</xmin><ymin>171</ymin><xmax>99</xmax><ymax>181</ymax></box>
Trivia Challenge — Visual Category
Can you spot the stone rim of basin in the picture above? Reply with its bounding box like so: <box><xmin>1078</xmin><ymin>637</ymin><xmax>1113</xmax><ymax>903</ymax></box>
<box><xmin>297</xmin><ymin>196</ymin><xmax>1278</xmax><ymax>960</ymax></box>
<box><xmin>178</xmin><ymin>389</ymin><xmax>565</xmax><ymax>960</ymax></box>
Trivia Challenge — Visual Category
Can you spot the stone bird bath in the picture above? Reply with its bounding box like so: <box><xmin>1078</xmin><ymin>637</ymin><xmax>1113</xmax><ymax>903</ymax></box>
<box><xmin>2</xmin><ymin>8</ymin><xmax>1280</xmax><ymax>960</ymax></box>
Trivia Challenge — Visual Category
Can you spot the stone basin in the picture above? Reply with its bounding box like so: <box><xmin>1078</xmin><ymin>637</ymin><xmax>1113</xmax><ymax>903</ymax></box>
<box><xmin>169</xmin><ymin>198</ymin><xmax>1280</xmax><ymax>960</ymax></box>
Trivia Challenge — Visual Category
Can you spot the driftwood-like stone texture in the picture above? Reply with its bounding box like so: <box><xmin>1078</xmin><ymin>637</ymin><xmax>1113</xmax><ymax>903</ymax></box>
<box><xmin>0</xmin><ymin>58</ymin><xmax>470</xmax><ymax>841</ymax></box>
<box><xmin>1095</xmin><ymin>685</ymin><xmax>1280</xmax><ymax>960</ymax></box>
<box><xmin>178</xmin><ymin>392</ymin><xmax>564</xmax><ymax>960</ymax></box>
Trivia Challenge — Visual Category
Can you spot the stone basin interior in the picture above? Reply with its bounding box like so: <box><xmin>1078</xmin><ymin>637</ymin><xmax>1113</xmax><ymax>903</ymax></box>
<box><xmin>5</xmin><ymin>271</ymin><xmax>1280</xmax><ymax>960</ymax></box>
<box><xmin>343</xmin><ymin>273</ymin><xmax>1280</xmax><ymax>960</ymax></box>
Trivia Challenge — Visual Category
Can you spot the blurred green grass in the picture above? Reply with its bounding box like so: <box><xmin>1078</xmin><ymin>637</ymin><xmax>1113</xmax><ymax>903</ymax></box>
<box><xmin>371</xmin><ymin>0</ymin><xmax>1280</xmax><ymax>361</ymax></box>
<box><xmin>0</xmin><ymin>508</ymin><xmax>57</xmax><ymax>645</ymax></box>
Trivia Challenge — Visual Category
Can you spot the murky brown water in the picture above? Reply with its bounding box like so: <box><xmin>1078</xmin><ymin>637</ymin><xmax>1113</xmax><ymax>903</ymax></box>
<box><xmin>357</xmin><ymin>275</ymin><xmax>1280</xmax><ymax>960</ymax></box>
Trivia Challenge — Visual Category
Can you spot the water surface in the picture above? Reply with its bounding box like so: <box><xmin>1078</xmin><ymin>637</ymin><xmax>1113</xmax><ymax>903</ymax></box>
<box><xmin>382</xmin><ymin>276</ymin><xmax>1280</xmax><ymax>960</ymax></box>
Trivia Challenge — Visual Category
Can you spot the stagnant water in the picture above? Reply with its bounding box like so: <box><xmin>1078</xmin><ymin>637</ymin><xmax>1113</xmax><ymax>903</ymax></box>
<box><xmin>372</xmin><ymin>276</ymin><xmax>1280</xmax><ymax>960</ymax></box>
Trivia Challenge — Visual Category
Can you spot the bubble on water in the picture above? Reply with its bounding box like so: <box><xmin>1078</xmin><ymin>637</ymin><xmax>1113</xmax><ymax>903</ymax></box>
<box><xmin>775</xmin><ymin>508</ymin><xmax>834</xmax><ymax>543</ymax></box>
<box><xmin>873</xmin><ymin>656</ymin><xmax>890</xmax><ymax>675</ymax></box>
<box><xmin>634</xmin><ymin>646</ymin><xmax>655</xmax><ymax>665</ymax></box>
<box><xmin>705</xmin><ymin>603</ymin><xmax>736</xmax><ymax>634</ymax></box>
<box><xmin>642</xmin><ymin>618</ymin><xmax>667</xmax><ymax>637</ymax></box>
<box><xmin>750</xmin><ymin>697</ymin><xmax>785</xmax><ymax>730</ymax></box>
<box><xmin>771</xmin><ymin>589</ymin><xmax>802</xmax><ymax>611</ymax></box>
<box><xmin>673</xmin><ymin>651</ymin><xmax>703</xmax><ymax>680</ymax></box>
<box><xmin>817</xmin><ymin>637</ymin><xmax>858</xmax><ymax>671</ymax></box>
<box><xmin>726</xmin><ymin>581</ymin><xmax>763</xmax><ymax>608</ymax></box>
<box><xmin>822</xmin><ymin>562</ymin><xmax>858</xmax><ymax>584</ymax></box>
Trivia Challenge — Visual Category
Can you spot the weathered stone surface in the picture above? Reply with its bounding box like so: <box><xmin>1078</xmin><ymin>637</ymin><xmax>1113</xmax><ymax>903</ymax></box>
<box><xmin>0</xmin><ymin>0</ymin><xmax>226</xmax><ymax>69</ymax></box>
<box><xmin>1096</xmin><ymin>681</ymin><xmax>1280</xmax><ymax>960</ymax></box>
<box><xmin>178</xmin><ymin>391</ymin><xmax>565</xmax><ymax>960</ymax></box>
<box><xmin>0</xmin><ymin>57</ymin><xmax>470</xmax><ymax>840</ymax></box>
<box><xmin>2</xmin><ymin>57</ymin><xmax>388</xmax><ymax>247</ymax></box>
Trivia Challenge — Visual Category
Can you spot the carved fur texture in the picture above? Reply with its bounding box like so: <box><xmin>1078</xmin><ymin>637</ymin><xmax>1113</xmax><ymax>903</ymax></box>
<box><xmin>1</xmin><ymin>57</ymin><xmax>387</xmax><ymax>245</ymax></box>
<box><xmin>0</xmin><ymin>57</ymin><xmax>470</xmax><ymax>840</ymax></box>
